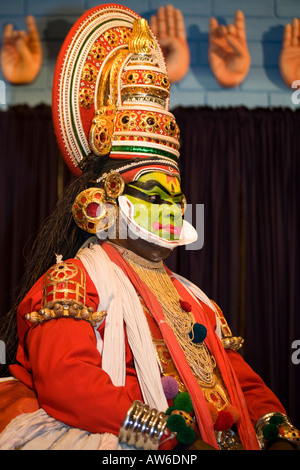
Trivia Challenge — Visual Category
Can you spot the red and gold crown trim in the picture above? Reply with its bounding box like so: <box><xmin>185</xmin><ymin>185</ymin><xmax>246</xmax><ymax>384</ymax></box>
<box><xmin>52</xmin><ymin>4</ymin><xmax>180</xmax><ymax>179</ymax></box>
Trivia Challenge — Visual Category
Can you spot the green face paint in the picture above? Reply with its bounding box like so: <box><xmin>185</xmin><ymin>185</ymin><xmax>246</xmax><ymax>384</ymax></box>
<box><xmin>123</xmin><ymin>171</ymin><xmax>185</xmax><ymax>241</ymax></box>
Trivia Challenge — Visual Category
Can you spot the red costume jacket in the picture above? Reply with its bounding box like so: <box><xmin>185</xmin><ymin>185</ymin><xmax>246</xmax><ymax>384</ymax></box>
<box><xmin>0</xmin><ymin>243</ymin><xmax>286</xmax><ymax>449</ymax></box>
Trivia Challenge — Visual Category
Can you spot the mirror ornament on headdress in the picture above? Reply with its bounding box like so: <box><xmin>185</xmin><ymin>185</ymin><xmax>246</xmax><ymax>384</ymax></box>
<box><xmin>89</xmin><ymin>99</ymin><xmax>116</xmax><ymax>156</ymax></box>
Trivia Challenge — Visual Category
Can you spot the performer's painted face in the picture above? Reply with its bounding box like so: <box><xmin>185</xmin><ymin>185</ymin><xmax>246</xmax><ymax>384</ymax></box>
<box><xmin>123</xmin><ymin>171</ymin><xmax>186</xmax><ymax>241</ymax></box>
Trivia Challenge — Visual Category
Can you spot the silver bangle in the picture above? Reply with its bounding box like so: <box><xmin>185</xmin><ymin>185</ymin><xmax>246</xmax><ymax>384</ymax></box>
<box><xmin>118</xmin><ymin>401</ymin><xmax>168</xmax><ymax>450</ymax></box>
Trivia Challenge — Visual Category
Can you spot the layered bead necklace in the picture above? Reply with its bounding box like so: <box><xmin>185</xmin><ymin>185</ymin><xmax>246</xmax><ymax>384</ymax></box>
<box><xmin>111</xmin><ymin>243</ymin><xmax>241</xmax><ymax>442</ymax></box>
<box><xmin>119</xmin><ymin>247</ymin><xmax>216</xmax><ymax>388</ymax></box>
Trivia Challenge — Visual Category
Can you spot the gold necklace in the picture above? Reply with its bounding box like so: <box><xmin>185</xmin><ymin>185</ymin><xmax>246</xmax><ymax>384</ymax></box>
<box><xmin>114</xmin><ymin>245</ymin><xmax>216</xmax><ymax>386</ymax></box>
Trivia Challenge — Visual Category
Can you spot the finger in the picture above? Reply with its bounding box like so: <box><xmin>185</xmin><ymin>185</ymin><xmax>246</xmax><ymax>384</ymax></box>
<box><xmin>209</xmin><ymin>17</ymin><xmax>220</xmax><ymax>39</ymax></box>
<box><xmin>150</xmin><ymin>14</ymin><xmax>158</xmax><ymax>35</ymax></box>
<box><xmin>165</xmin><ymin>4</ymin><xmax>176</xmax><ymax>37</ymax></box>
<box><xmin>26</xmin><ymin>15</ymin><xmax>39</xmax><ymax>39</ymax></box>
<box><xmin>2</xmin><ymin>23</ymin><xmax>14</xmax><ymax>41</ymax></box>
<box><xmin>174</xmin><ymin>8</ymin><xmax>186</xmax><ymax>39</ymax></box>
<box><xmin>220</xmin><ymin>25</ymin><xmax>227</xmax><ymax>36</ymax></box>
<box><xmin>282</xmin><ymin>23</ymin><xmax>292</xmax><ymax>48</ymax></box>
<box><xmin>235</xmin><ymin>10</ymin><xmax>247</xmax><ymax>39</ymax></box>
<box><xmin>12</xmin><ymin>30</ymin><xmax>27</xmax><ymax>41</ymax></box>
<box><xmin>15</xmin><ymin>36</ymin><xmax>31</xmax><ymax>60</ymax></box>
<box><xmin>296</xmin><ymin>18</ymin><xmax>300</xmax><ymax>46</ymax></box>
<box><xmin>18</xmin><ymin>30</ymin><xmax>27</xmax><ymax>38</ymax></box>
<box><xmin>157</xmin><ymin>6</ymin><xmax>168</xmax><ymax>38</ymax></box>
<box><xmin>228</xmin><ymin>24</ymin><xmax>237</xmax><ymax>37</ymax></box>
<box><xmin>226</xmin><ymin>35</ymin><xmax>245</xmax><ymax>56</ymax></box>
<box><xmin>292</xmin><ymin>17</ymin><xmax>299</xmax><ymax>46</ymax></box>
<box><xmin>26</xmin><ymin>14</ymin><xmax>42</xmax><ymax>54</ymax></box>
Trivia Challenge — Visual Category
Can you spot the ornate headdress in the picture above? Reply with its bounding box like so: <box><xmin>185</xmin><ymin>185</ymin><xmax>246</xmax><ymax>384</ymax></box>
<box><xmin>52</xmin><ymin>3</ymin><xmax>180</xmax><ymax>183</ymax></box>
<box><xmin>52</xmin><ymin>4</ymin><xmax>197</xmax><ymax>247</ymax></box>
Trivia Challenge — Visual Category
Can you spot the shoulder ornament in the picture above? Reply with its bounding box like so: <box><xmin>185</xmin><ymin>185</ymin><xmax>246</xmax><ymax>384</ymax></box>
<box><xmin>25</xmin><ymin>261</ymin><xmax>106</xmax><ymax>327</ymax></box>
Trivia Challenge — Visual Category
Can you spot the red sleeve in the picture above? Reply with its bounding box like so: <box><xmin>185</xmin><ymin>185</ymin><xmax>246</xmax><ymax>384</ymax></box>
<box><xmin>10</xmin><ymin>258</ymin><xmax>101</xmax><ymax>389</ymax></box>
<box><xmin>226</xmin><ymin>349</ymin><xmax>286</xmax><ymax>424</ymax></box>
<box><xmin>26</xmin><ymin>318</ymin><xmax>143</xmax><ymax>435</ymax></box>
<box><xmin>10</xmin><ymin>258</ymin><xmax>143</xmax><ymax>436</ymax></box>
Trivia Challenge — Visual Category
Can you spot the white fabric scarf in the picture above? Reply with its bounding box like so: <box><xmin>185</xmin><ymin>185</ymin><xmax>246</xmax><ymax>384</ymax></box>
<box><xmin>76</xmin><ymin>243</ymin><xmax>168</xmax><ymax>412</ymax></box>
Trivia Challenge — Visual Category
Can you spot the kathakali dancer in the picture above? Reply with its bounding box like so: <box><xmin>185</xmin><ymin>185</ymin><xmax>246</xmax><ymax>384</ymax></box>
<box><xmin>0</xmin><ymin>4</ymin><xmax>299</xmax><ymax>451</ymax></box>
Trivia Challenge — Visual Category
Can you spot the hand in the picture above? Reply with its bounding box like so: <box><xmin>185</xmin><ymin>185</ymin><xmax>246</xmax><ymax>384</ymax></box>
<box><xmin>186</xmin><ymin>437</ymin><xmax>216</xmax><ymax>450</ymax></box>
<box><xmin>267</xmin><ymin>439</ymin><xmax>297</xmax><ymax>450</ymax></box>
<box><xmin>1</xmin><ymin>15</ymin><xmax>42</xmax><ymax>84</ymax></box>
<box><xmin>208</xmin><ymin>10</ymin><xmax>251</xmax><ymax>88</ymax></box>
<box><xmin>279</xmin><ymin>18</ymin><xmax>300</xmax><ymax>88</ymax></box>
<box><xmin>150</xmin><ymin>5</ymin><xmax>190</xmax><ymax>83</ymax></box>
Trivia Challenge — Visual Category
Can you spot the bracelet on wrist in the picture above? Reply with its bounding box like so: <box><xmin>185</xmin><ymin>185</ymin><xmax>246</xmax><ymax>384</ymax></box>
<box><xmin>255</xmin><ymin>412</ymin><xmax>300</xmax><ymax>449</ymax></box>
<box><xmin>118</xmin><ymin>401</ymin><xmax>168</xmax><ymax>450</ymax></box>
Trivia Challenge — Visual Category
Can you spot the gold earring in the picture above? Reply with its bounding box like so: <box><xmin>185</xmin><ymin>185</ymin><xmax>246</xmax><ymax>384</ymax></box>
<box><xmin>72</xmin><ymin>187</ymin><xmax>118</xmax><ymax>234</ymax></box>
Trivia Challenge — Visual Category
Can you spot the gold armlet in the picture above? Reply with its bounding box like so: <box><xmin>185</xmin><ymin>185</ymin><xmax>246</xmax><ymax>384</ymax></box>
<box><xmin>221</xmin><ymin>336</ymin><xmax>244</xmax><ymax>351</ymax></box>
<box><xmin>25</xmin><ymin>302</ymin><xmax>106</xmax><ymax>328</ymax></box>
<box><xmin>255</xmin><ymin>412</ymin><xmax>300</xmax><ymax>449</ymax></box>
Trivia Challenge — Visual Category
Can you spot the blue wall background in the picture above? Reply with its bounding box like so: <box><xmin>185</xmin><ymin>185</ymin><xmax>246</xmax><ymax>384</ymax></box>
<box><xmin>0</xmin><ymin>0</ymin><xmax>299</xmax><ymax>109</ymax></box>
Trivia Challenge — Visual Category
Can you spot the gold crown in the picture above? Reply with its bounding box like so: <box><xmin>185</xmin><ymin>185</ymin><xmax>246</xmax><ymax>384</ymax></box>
<box><xmin>88</xmin><ymin>18</ymin><xmax>180</xmax><ymax>165</ymax></box>
<box><xmin>53</xmin><ymin>5</ymin><xmax>180</xmax><ymax>177</ymax></box>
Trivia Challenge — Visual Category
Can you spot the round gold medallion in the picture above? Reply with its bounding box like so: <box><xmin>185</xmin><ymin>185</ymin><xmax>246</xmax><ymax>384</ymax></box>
<box><xmin>72</xmin><ymin>187</ymin><xmax>117</xmax><ymax>234</ymax></box>
<box><xmin>104</xmin><ymin>172</ymin><xmax>125</xmax><ymax>198</ymax></box>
